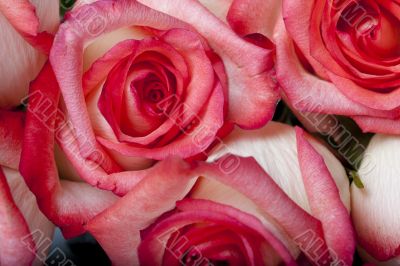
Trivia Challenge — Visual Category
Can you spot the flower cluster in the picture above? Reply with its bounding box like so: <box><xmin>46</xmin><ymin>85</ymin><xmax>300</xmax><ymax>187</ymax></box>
<box><xmin>0</xmin><ymin>0</ymin><xmax>399</xmax><ymax>265</ymax></box>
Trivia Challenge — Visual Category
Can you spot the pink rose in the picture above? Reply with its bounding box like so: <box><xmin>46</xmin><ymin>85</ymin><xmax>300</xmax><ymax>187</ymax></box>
<box><xmin>0</xmin><ymin>0</ymin><xmax>58</xmax><ymax>108</ymax></box>
<box><xmin>228</xmin><ymin>0</ymin><xmax>400</xmax><ymax>134</ymax></box>
<box><xmin>281</xmin><ymin>0</ymin><xmax>400</xmax><ymax>134</ymax></box>
<box><xmin>84</xmin><ymin>123</ymin><xmax>355</xmax><ymax>265</ymax></box>
<box><xmin>20</xmin><ymin>0</ymin><xmax>277</xmax><ymax>238</ymax></box>
<box><xmin>351</xmin><ymin>133</ymin><xmax>400</xmax><ymax>264</ymax></box>
<box><xmin>0</xmin><ymin>110</ymin><xmax>53</xmax><ymax>266</ymax></box>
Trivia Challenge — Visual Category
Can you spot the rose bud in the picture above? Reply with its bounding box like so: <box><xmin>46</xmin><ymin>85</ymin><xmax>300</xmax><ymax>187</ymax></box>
<box><xmin>85</xmin><ymin>122</ymin><xmax>355</xmax><ymax>265</ymax></box>
<box><xmin>0</xmin><ymin>110</ymin><xmax>54</xmax><ymax>266</ymax></box>
<box><xmin>20</xmin><ymin>0</ymin><xmax>278</xmax><ymax>237</ymax></box>
<box><xmin>227</xmin><ymin>0</ymin><xmax>400</xmax><ymax>134</ymax></box>
<box><xmin>0</xmin><ymin>0</ymin><xmax>59</xmax><ymax>108</ymax></box>
<box><xmin>351</xmin><ymin>134</ymin><xmax>400</xmax><ymax>264</ymax></box>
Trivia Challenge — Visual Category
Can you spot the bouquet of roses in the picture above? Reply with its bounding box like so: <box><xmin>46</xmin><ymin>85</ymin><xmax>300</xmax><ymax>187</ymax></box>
<box><xmin>0</xmin><ymin>0</ymin><xmax>399</xmax><ymax>265</ymax></box>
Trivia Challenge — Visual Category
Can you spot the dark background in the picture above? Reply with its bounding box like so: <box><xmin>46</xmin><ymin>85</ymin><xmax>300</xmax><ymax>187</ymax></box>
<box><xmin>47</xmin><ymin>229</ymin><xmax>110</xmax><ymax>266</ymax></box>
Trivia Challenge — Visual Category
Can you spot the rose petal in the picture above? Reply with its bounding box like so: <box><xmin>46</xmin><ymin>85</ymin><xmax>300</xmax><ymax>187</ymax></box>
<box><xmin>196</xmin><ymin>155</ymin><xmax>331</xmax><ymax>263</ymax></box>
<box><xmin>351</xmin><ymin>134</ymin><xmax>400</xmax><ymax>261</ymax></box>
<box><xmin>0</xmin><ymin>0</ymin><xmax>58</xmax><ymax>53</ymax></box>
<box><xmin>352</xmin><ymin>115</ymin><xmax>400</xmax><ymax>134</ymax></box>
<box><xmin>0</xmin><ymin>167</ymin><xmax>35</xmax><ymax>266</ymax></box>
<box><xmin>0</xmin><ymin>110</ymin><xmax>24</xmax><ymax>169</ymax></box>
<box><xmin>2</xmin><ymin>167</ymin><xmax>54</xmax><ymax>266</ymax></box>
<box><xmin>83</xmin><ymin>39</ymin><xmax>139</xmax><ymax>95</ymax></box>
<box><xmin>97</xmin><ymin>80</ymin><xmax>225</xmax><ymax>160</ymax></box>
<box><xmin>207</xmin><ymin>122</ymin><xmax>350</xmax><ymax>212</ymax></box>
<box><xmin>175</xmin><ymin>199</ymin><xmax>296</xmax><ymax>265</ymax></box>
<box><xmin>280</xmin><ymin>0</ymin><xmax>333</xmax><ymax>78</ymax></box>
<box><xmin>19</xmin><ymin>62</ymin><xmax>118</xmax><ymax>237</ymax></box>
<box><xmin>296</xmin><ymin>127</ymin><xmax>355</xmax><ymax>265</ymax></box>
<box><xmin>86</xmin><ymin>157</ymin><xmax>198</xmax><ymax>266</ymax></box>
<box><xmin>0</xmin><ymin>0</ymin><xmax>58</xmax><ymax>108</ymax></box>
<box><xmin>328</xmin><ymin>72</ymin><xmax>400</xmax><ymax>111</ymax></box>
<box><xmin>139</xmin><ymin>199</ymin><xmax>295</xmax><ymax>266</ymax></box>
<box><xmin>227</xmin><ymin>0</ymin><xmax>281</xmax><ymax>39</ymax></box>
<box><xmin>50</xmin><ymin>0</ymin><xmax>185</xmax><ymax>160</ymax></box>
<box><xmin>275</xmin><ymin>19</ymin><xmax>399</xmax><ymax>119</ymax></box>
<box><xmin>199</xmin><ymin>0</ymin><xmax>233</xmax><ymax>22</ymax></box>
<box><xmin>0</xmin><ymin>0</ymin><xmax>39</xmax><ymax>36</ymax></box>
<box><xmin>136</xmin><ymin>0</ymin><xmax>279</xmax><ymax>129</ymax></box>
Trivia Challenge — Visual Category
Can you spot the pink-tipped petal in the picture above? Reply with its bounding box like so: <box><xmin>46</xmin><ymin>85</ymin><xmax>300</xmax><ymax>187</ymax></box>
<box><xmin>19</xmin><ymin>62</ymin><xmax>117</xmax><ymax>238</ymax></box>
<box><xmin>206</xmin><ymin>122</ymin><xmax>351</xmax><ymax>215</ymax></box>
<box><xmin>328</xmin><ymin>73</ymin><xmax>400</xmax><ymax>111</ymax></box>
<box><xmin>0</xmin><ymin>167</ymin><xmax>35</xmax><ymax>266</ymax></box>
<box><xmin>0</xmin><ymin>0</ymin><xmax>58</xmax><ymax>108</ymax></box>
<box><xmin>196</xmin><ymin>154</ymin><xmax>331</xmax><ymax>263</ymax></box>
<box><xmin>50</xmin><ymin>0</ymin><xmax>185</xmax><ymax>159</ymax></box>
<box><xmin>274</xmin><ymin>19</ymin><xmax>399</xmax><ymax>119</ymax></box>
<box><xmin>176</xmin><ymin>199</ymin><xmax>296</xmax><ymax>265</ymax></box>
<box><xmin>296</xmin><ymin>127</ymin><xmax>356</xmax><ymax>265</ymax></box>
<box><xmin>0</xmin><ymin>0</ymin><xmax>39</xmax><ymax>36</ymax></box>
<box><xmin>3</xmin><ymin>167</ymin><xmax>55</xmax><ymax>266</ymax></box>
<box><xmin>0</xmin><ymin>0</ymin><xmax>58</xmax><ymax>53</ymax></box>
<box><xmin>352</xmin><ymin>115</ymin><xmax>400</xmax><ymax>135</ymax></box>
<box><xmin>136</xmin><ymin>0</ymin><xmax>279</xmax><ymax>129</ymax></box>
<box><xmin>86</xmin><ymin>158</ymin><xmax>198</xmax><ymax>266</ymax></box>
<box><xmin>227</xmin><ymin>0</ymin><xmax>281</xmax><ymax>39</ymax></box>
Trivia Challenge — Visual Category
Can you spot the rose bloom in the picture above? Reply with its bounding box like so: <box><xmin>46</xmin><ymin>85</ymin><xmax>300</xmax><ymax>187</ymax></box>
<box><xmin>0</xmin><ymin>0</ymin><xmax>58</xmax><ymax>108</ymax></box>
<box><xmin>351</xmin><ymin>133</ymin><xmax>400</xmax><ymax>265</ymax></box>
<box><xmin>83</xmin><ymin>122</ymin><xmax>355</xmax><ymax>265</ymax></box>
<box><xmin>0</xmin><ymin>110</ymin><xmax>53</xmax><ymax>266</ymax></box>
<box><xmin>227</xmin><ymin>0</ymin><xmax>400</xmax><ymax>134</ymax></box>
<box><xmin>19</xmin><ymin>0</ymin><xmax>277</xmax><ymax>238</ymax></box>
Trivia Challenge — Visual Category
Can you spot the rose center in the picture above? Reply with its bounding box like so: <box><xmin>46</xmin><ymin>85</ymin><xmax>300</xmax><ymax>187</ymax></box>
<box><xmin>146</xmin><ymin>88</ymin><xmax>165</xmax><ymax>103</ymax></box>
<box><xmin>337</xmin><ymin>1</ymin><xmax>400</xmax><ymax>58</ymax></box>
<box><xmin>356</xmin><ymin>17</ymin><xmax>378</xmax><ymax>35</ymax></box>
<box><xmin>337</xmin><ymin>1</ymin><xmax>379</xmax><ymax>35</ymax></box>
